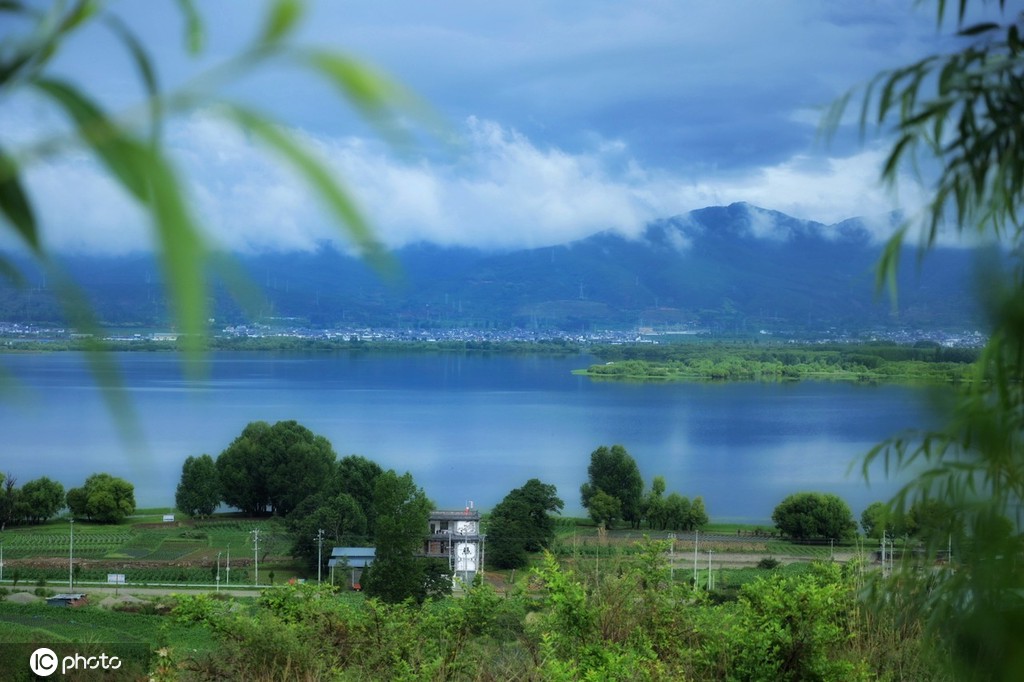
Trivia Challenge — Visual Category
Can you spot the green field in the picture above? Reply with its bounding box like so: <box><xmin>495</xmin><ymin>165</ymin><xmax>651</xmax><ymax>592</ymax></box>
<box><xmin>0</xmin><ymin>510</ymin><xmax>299</xmax><ymax>586</ymax></box>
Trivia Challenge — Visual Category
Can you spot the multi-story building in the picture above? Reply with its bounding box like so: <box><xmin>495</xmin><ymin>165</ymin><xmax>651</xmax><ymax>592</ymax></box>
<box><xmin>423</xmin><ymin>505</ymin><xmax>485</xmax><ymax>585</ymax></box>
<box><xmin>329</xmin><ymin>504</ymin><xmax>486</xmax><ymax>588</ymax></box>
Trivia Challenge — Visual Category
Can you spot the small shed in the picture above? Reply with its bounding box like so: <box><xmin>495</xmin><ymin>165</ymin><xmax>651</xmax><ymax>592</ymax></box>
<box><xmin>327</xmin><ymin>547</ymin><xmax>375</xmax><ymax>590</ymax></box>
<box><xmin>47</xmin><ymin>593</ymin><xmax>88</xmax><ymax>607</ymax></box>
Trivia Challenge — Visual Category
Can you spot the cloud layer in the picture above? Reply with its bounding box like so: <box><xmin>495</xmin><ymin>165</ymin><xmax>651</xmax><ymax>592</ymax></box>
<box><xmin>2</xmin><ymin>0</ymin><xmax>973</xmax><ymax>255</ymax></box>
<box><xmin>7</xmin><ymin>111</ymin><xmax>922</xmax><ymax>256</ymax></box>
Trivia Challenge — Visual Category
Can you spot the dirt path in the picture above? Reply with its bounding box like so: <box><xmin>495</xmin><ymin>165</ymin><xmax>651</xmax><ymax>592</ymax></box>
<box><xmin>674</xmin><ymin>550</ymin><xmax>861</xmax><ymax>569</ymax></box>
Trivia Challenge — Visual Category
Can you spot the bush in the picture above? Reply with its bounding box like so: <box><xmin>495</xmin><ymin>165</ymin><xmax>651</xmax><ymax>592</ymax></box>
<box><xmin>757</xmin><ymin>557</ymin><xmax>781</xmax><ymax>570</ymax></box>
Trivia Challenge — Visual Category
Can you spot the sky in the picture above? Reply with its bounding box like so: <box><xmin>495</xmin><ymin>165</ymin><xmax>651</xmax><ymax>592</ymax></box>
<box><xmin>0</xmin><ymin>0</ymin><xmax>988</xmax><ymax>254</ymax></box>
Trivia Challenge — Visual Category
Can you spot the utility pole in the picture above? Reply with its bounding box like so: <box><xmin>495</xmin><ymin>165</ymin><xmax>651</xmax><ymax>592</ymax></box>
<box><xmin>251</xmin><ymin>529</ymin><xmax>261</xmax><ymax>586</ymax></box>
<box><xmin>68</xmin><ymin>518</ymin><xmax>74</xmax><ymax>590</ymax></box>
<box><xmin>316</xmin><ymin>529</ymin><xmax>325</xmax><ymax>584</ymax></box>
<box><xmin>216</xmin><ymin>551</ymin><xmax>222</xmax><ymax>593</ymax></box>
<box><xmin>226</xmin><ymin>546</ymin><xmax>231</xmax><ymax>587</ymax></box>
<box><xmin>668</xmin><ymin>533</ymin><xmax>676</xmax><ymax>584</ymax></box>
<box><xmin>693</xmin><ymin>529</ymin><xmax>699</xmax><ymax>588</ymax></box>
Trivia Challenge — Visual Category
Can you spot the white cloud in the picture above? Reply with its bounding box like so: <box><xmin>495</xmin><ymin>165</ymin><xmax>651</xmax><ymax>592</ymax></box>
<box><xmin>6</xmin><ymin>111</ymin><xmax>929</xmax><ymax>255</ymax></box>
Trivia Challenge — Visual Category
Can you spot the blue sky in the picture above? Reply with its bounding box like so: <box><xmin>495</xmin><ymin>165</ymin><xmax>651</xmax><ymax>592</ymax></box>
<box><xmin>1</xmin><ymin>1</ymin><xmax>986</xmax><ymax>254</ymax></box>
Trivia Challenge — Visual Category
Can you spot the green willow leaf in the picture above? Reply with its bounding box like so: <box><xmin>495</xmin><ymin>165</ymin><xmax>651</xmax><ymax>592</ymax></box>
<box><xmin>206</xmin><ymin>251</ymin><xmax>267</xmax><ymax>321</ymax></box>
<box><xmin>0</xmin><ymin>255</ymin><xmax>25</xmax><ymax>286</ymax></box>
<box><xmin>32</xmin><ymin>77</ymin><xmax>150</xmax><ymax>200</ymax></box>
<box><xmin>225</xmin><ymin>105</ymin><xmax>394</xmax><ymax>274</ymax></box>
<box><xmin>32</xmin><ymin>77</ymin><xmax>207</xmax><ymax>364</ymax></box>
<box><xmin>259</xmin><ymin>0</ymin><xmax>304</xmax><ymax>45</ymax></box>
<box><xmin>875</xmin><ymin>227</ymin><xmax>907</xmax><ymax>306</ymax></box>
<box><xmin>143</xmin><ymin>148</ymin><xmax>209</xmax><ymax>363</ymax></box>
<box><xmin>301</xmin><ymin>50</ymin><xmax>441</xmax><ymax>148</ymax></box>
<box><xmin>174</xmin><ymin>0</ymin><xmax>204</xmax><ymax>54</ymax></box>
<box><xmin>0</xmin><ymin>144</ymin><xmax>41</xmax><ymax>254</ymax></box>
<box><xmin>55</xmin><ymin>0</ymin><xmax>100</xmax><ymax>36</ymax></box>
<box><xmin>958</xmin><ymin>22</ymin><xmax>1000</xmax><ymax>37</ymax></box>
<box><xmin>46</xmin><ymin>262</ymin><xmax>144</xmax><ymax>447</ymax></box>
<box><xmin>102</xmin><ymin>14</ymin><xmax>162</xmax><ymax>145</ymax></box>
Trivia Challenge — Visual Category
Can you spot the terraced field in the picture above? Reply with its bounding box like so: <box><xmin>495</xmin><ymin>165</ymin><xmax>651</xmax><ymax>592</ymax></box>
<box><xmin>0</xmin><ymin>512</ymin><xmax>296</xmax><ymax>587</ymax></box>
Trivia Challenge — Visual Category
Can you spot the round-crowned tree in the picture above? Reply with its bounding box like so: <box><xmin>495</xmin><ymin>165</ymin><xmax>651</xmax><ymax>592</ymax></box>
<box><xmin>66</xmin><ymin>473</ymin><xmax>135</xmax><ymax>523</ymax></box>
<box><xmin>580</xmin><ymin>444</ymin><xmax>644</xmax><ymax>529</ymax></box>
<box><xmin>772</xmin><ymin>492</ymin><xmax>856</xmax><ymax>541</ymax></box>
<box><xmin>176</xmin><ymin>454</ymin><xmax>221</xmax><ymax>518</ymax></box>
<box><xmin>487</xmin><ymin>478</ymin><xmax>563</xmax><ymax>569</ymax></box>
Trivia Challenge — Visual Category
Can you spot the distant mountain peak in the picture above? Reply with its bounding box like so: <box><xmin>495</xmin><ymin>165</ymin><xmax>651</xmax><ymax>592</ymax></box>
<box><xmin>0</xmin><ymin>203</ymin><xmax>975</xmax><ymax>331</ymax></box>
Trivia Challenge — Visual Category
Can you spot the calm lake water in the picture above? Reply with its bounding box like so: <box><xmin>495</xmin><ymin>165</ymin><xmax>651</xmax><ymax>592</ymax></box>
<box><xmin>0</xmin><ymin>351</ymin><xmax>938</xmax><ymax>523</ymax></box>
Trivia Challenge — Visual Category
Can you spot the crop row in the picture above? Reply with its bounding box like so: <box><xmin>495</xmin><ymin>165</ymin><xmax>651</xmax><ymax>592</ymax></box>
<box><xmin>1</xmin><ymin>565</ymin><xmax>255</xmax><ymax>584</ymax></box>
<box><xmin>3</xmin><ymin>533</ymin><xmax>132</xmax><ymax>547</ymax></box>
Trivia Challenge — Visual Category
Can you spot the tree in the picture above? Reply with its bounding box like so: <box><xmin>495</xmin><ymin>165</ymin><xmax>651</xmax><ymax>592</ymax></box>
<box><xmin>333</xmin><ymin>455</ymin><xmax>384</xmax><ymax>535</ymax></box>
<box><xmin>643</xmin><ymin>476</ymin><xmax>667</xmax><ymax>530</ymax></box>
<box><xmin>905</xmin><ymin>498</ymin><xmax>959</xmax><ymax>546</ymax></box>
<box><xmin>362</xmin><ymin>470</ymin><xmax>434</xmax><ymax>604</ymax></box>
<box><xmin>586</xmin><ymin>489</ymin><xmax>622</xmax><ymax>529</ymax></box>
<box><xmin>262</xmin><ymin>421</ymin><xmax>337</xmax><ymax>517</ymax></box>
<box><xmin>832</xmin><ymin>4</ymin><xmax>1024</xmax><ymax>678</ymax></box>
<box><xmin>66</xmin><ymin>473</ymin><xmax>135</xmax><ymax>523</ymax></box>
<box><xmin>15</xmin><ymin>477</ymin><xmax>65</xmax><ymax>524</ymax></box>
<box><xmin>487</xmin><ymin>478</ymin><xmax>564</xmax><ymax>569</ymax></box>
<box><xmin>287</xmin><ymin>492</ymin><xmax>367</xmax><ymax>573</ymax></box>
<box><xmin>216</xmin><ymin>420</ymin><xmax>336</xmax><ymax>516</ymax></box>
<box><xmin>0</xmin><ymin>472</ymin><xmax>17</xmax><ymax>530</ymax></box>
<box><xmin>771</xmin><ymin>492</ymin><xmax>855</xmax><ymax>541</ymax></box>
<box><xmin>688</xmin><ymin>496</ymin><xmax>709</xmax><ymax>530</ymax></box>
<box><xmin>664</xmin><ymin>493</ymin><xmax>691</xmax><ymax>532</ymax></box>
<box><xmin>580</xmin><ymin>445</ymin><xmax>644</xmax><ymax>529</ymax></box>
<box><xmin>860</xmin><ymin>501</ymin><xmax>892</xmax><ymax>540</ymax></box>
<box><xmin>175</xmin><ymin>454</ymin><xmax>221</xmax><ymax>518</ymax></box>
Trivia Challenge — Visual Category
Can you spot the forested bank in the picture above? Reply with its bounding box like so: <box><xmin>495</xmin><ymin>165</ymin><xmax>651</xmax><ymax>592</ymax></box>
<box><xmin>582</xmin><ymin>342</ymin><xmax>979</xmax><ymax>383</ymax></box>
<box><xmin>0</xmin><ymin>335</ymin><xmax>585</xmax><ymax>355</ymax></box>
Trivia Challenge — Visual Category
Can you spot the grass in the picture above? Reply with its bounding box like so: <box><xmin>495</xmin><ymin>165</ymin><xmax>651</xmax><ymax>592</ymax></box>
<box><xmin>0</xmin><ymin>510</ymin><xmax>299</xmax><ymax>589</ymax></box>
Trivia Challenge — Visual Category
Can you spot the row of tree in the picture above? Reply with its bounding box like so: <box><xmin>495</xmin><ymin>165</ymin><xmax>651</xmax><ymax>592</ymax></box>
<box><xmin>486</xmin><ymin>444</ymin><xmax>714</xmax><ymax>571</ymax></box>
<box><xmin>0</xmin><ymin>471</ymin><xmax>136</xmax><ymax>527</ymax></box>
<box><xmin>175</xmin><ymin>420</ymin><xmax>451</xmax><ymax>603</ymax></box>
<box><xmin>0</xmin><ymin>473</ymin><xmax>65</xmax><ymax>528</ymax></box>
<box><xmin>771</xmin><ymin>492</ymin><xmax>960</xmax><ymax>545</ymax></box>
<box><xmin>579</xmin><ymin>445</ymin><xmax>709</xmax><ymax>531</ymax></box>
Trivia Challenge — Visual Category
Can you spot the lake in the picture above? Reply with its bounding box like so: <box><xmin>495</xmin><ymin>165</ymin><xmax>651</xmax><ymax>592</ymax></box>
<box><xmin>0</xmin><ymin>351</ymin><xmax>938</xmax><ymax>523</ymax></box>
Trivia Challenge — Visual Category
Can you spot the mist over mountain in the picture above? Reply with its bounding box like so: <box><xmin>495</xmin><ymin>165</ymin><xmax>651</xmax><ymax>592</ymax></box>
<box><xmin>0</xmin><ymin>203</ymin><xmax>984</xmax><ymax>334</ymax></box>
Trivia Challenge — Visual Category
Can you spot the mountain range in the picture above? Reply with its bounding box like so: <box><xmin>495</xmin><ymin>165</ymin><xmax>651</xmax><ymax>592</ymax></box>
<box><xmin>0</xmin><ymin>203</ymin><xmax>986</xmax><ymax>333</ymax></box>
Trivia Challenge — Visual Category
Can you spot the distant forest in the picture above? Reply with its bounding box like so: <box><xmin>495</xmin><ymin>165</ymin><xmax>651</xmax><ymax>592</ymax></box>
<box><xmin>584</xmin><ymin>341</ymin><xmax>980</xmax><ymax>383</ymax></box>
